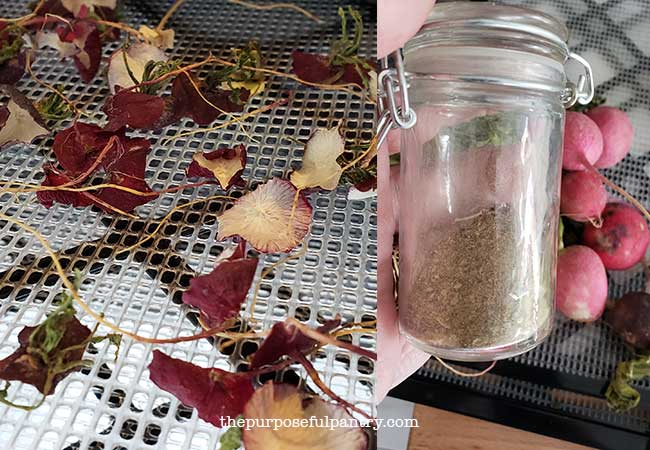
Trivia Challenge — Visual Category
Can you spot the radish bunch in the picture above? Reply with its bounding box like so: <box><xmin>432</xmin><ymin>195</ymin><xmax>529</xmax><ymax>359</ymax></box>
<box><xmin>556</xmin><ymin>105</ymin><xmax>649</xmax><ymax>322</ymax></box>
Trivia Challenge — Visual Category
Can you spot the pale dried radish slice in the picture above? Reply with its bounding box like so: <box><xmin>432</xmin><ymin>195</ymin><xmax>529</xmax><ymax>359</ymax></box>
<box><xmin>243</xmin><ymin>383</ymin><xmax>368</xmax><ymax>450</ymax></box>
<box><xmin>0</xmin><ymin>96</ymin><xmax>48</xmax><ymax>149</ymax></box>
<box><xmin>107</xmin><ymin>43</ymin><xmax>167</xmax><ymax>93</ymax></box>
<box><xmin>187</xmin><ymin>145</ymin><xmax>246</xmax><ymax>188</ymax></box>
<box><xmin>290</xmin><ymin>126</ymin><xmax>345</xmax><ymax>190</ymax></box>
<box><xmin>35</xmin><ymin>31</ymin><xmax>78</xmax><ymax>59</ymax></box>
<box><xmin>138</xmin><ymin>25</ymin><xmax>175</xmax><ymax>50</ymax></box>
<box><xmin>217</xmin><ymin>178</ymin><xmax>312</xmax><ymax>253</ymax></box>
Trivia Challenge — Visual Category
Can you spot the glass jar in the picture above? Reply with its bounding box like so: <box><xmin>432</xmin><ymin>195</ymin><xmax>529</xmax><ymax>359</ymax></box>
<box><xmin>388</xmin><ymin>3</ymin><xmax>593</xmax><ymax>361</ymax></box>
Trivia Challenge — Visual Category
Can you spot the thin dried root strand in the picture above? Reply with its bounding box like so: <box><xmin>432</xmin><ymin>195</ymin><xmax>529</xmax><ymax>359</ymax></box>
<box><xmin>287</xmin><ymin>188</ymin><xmax>301</xmax><ymax>237</ymax></box>
<box><xmin>125</xmin><ymin>56</ymin><xmax>218</xmax><ymax>93</ymax></box>
<box><xmin>286</xmin><ymin>318</ymin><xmax>377</xmax><ymax>360</ymax></box>
<box><xmin>117</xmin><ymin>194</ymin><xmax>235</xmax><ymax>254</ymax></box>
<box><xmin>588</xmin><ymin>216</ymin><xmax>604</xmax><ymax>228</ymax></box>
<box><xmin>210</xmin><ymin>56</ymin><xmax>364</xmax><ymax>96</ymax></box>
<box><xmin>183</xmin><ymin>72</ymin><xmax>256</xmax><ymax>142</ymax></box>
<box><xmin>0</xmin><ymin>213</ymin><xmax>262</xmax><ymax>345</ymax></box>
<box><xmin>560</xmin><ymin>212</ymin><xmax>604</xmax><ymax>228</ymax></box>
<box><xmin>157</xmin><ymin>0</ymin><xmax>188</xmax><ymax>31</ymax></box>
<box><xmin>128</xmin><ymin>55</ymin><xmax>363</xmax><ymax>98</ymax></box>
<box><xmin>332</xmin><ymin>328</ymin><xmax>376</xmax><ymax>339</ymax></box>
<box><xmin>25</xmin><ymin>52</ymin><xmax>86</xmax><ymax>118</ymax></box>
<box><xmin>591</xmin><ymin>167</ymin><xmax>650</xmax><ymax>224</ymax></box>
<box><xmin>64</xmin><ymin>136</ymin><xmax>120</xmax><ymax>187</ymax></box>
<box><xmin>3</xmin><ymin>0</ymin><xmax>45</xmax><ymax>25</ymax></box>
<box><xmin>1</xmin><ymin>180</ymin><xmax>212</xmax><ymax>198</ymax></box>
<box><xmin>435</xmin><ymin>357</ymin><xmax>496</xmax><ymax>378</ymax></box>
<box><xmin>164</xmin><ymin>96</ymin><xmax>288</xmax><ymax>144</ymax></box>
<box><xmin>249</xmin><ymin>245</ymin><xmax>308</xmax><ymax>318</ymax></box>
<box><xmin>227</xmin><ymin>0</ymin><xmax>321</xmax><ymax>23</ymax></box>
<box><xmin>295</xmin><ymin>352</ymin><xmax>374</xmax><ymax>422</ymax></box>
<box><xmin>340</xmin><ymin>320</ymin><xmax>377</xmax><ymax>329</ymax></box>
<box><xmin>94</xmin><ymin>20</ymin><xmax>145</xmax><ymax>40</ymax></box>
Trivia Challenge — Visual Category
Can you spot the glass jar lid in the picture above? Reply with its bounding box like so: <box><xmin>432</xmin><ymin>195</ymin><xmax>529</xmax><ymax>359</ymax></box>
<box><xmin>406</xmin><ymin>2</ymin><xmax>570</xmax><ymax>64</ymax></box>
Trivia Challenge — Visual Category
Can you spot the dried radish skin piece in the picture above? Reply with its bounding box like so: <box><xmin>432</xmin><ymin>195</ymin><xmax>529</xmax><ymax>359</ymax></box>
<box><xmin>148</xmin><ymin>350</ymin><xmax>254</xmax><ymax>427</ymax></box>
<box><xmin>0</xmin><ymin>95</ymin><xmax>48</xmax><ymax>150</ymax></box>
<box><xmin>0</xmin><ymin>317</ymin><xmax>91</xmax><ymax>395</ymax></box>
<box><xmin>107</xmin><ymin>43</ymin><xmax>167</xmax><ymax>93</ymax></box>
<box><xmin>170</xmin><ymin>72</ymin><xmax>249</xmax><ymax>126</ymax></box>
<box><xmin>243</xmin><ymin>382</ymin><xmax>368</xmax><ymax>450</ymax></box>
<box><xmin>290</xmin><ymin>126</ymin><xmax>345</xmax><ymax>190</ymax></box>
<box><xmin>186</xmin><ymin>144</ymin><xmax>247</xmax><ymax>188</ymax></box>
<box><xmin>217</xmin><ymin>178</ymin><xmax>313</xmax><ymax>253</ymax></box>
<box><xmin>250</xmin><ymin>319</ymin><xmax>340</xmax><ymax>369</ymax></box>
<box><xmin>182</xmin><ymin>256</ymin><xmax>258</xmax><ymax>328</ymax></box>
<box><xmin>61</xmin><ymin>0</ymin><xmax>117</xmax><ymax>16</ymax></box>
<box><xmin>37</xmin><ymin>166</ymin><xmax>94</xmax><ymax>208</ymax></box>
<box><xmin>61</xmin><ymin>20</ymin><xmax>102</xmax><ymax>83</ymax></box>
<box><xmin>102</xmin><ymin>89</ymin><xmax>166</xmax><ymax>131</ymax></box>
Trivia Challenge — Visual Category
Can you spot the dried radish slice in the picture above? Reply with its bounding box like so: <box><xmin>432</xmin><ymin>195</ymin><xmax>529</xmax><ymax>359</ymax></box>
<box><xmin>290</xmin><ymin>126</ymin><xmax>345</xmax><ymax>190</ymax></box>
<box><xmin>107</xmin><ymin>43</ymin><xmax>167</xmax><ymax>93</ymax></box>
<box><xmin>0</xmin><ymin>97</ymin><xmax>48</xmax><ymax>149</ymax></box>
<box><xmin>243</xmin><ymin>383</ymin><xmax>368</xmax><ymax>450</ymax></box>
<box><xmin>138</xmin><ymin>25</ymin><xmax>175</xmax><ymax>50</ymax></box>
<box><xmin>61</xmin><ymin>0</ymin><xmax>117</xmax><ymax>16</ymax></box>
<box><xmin>182</xmin><ymin>254</ymin><xmax>258</xmax><ymax>329</ymax></box>
<box><xmin>149</xmin><ymin>350</ymin><xmax>254</xmax><ymax>427</ymax></box>
<box><xmin>217</xmin><ymin>178</ymin><xmax>312</xmax><ymax>253</ymax></box>
<box><xmin>35</xmin><ymin>30</ymin><xmax>78</xmax><ymax>58</ymax></box>
<box><xmin>186</xmin><ymin>144</ymin><xmax>246</xmax><ymax>188</ymax></box>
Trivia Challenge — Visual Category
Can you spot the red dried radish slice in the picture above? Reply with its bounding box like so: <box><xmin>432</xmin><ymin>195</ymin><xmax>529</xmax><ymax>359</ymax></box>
<box><xmin>102</xmin><ymin>89</ymin><xmax>166</xmax><ymax>131</ymax></box>
<box><xmin>182</xmin><ymin>256</ymin><xmax>258</xmax><ymax>328</ymax></box>
<box><xmin>217</xmin><ymin>178</ymin><xmax>312</xmax><ymax>253</ymax></box>
<box><xmin>290</xmin><ymin>127</ymin><xmax>345</xmax><ymax>190</ymax></box>
<box><xmin>61</xmin><ymin>0</ymin><xmax>116</xmax><ymax>16</ymax></box>
<box><xmin>243</xmin><ymin>382</ymin><xmax>368</xmax><ymax>450</ymax></box>
<box><xmin>60</xmin><ymin>20</ymin><xmax>102</xmax><ymax>82</ymax></box>
<box><xmin>0</xmin><ymin>316</ymin><xmax>91</xmax><ymax>395</ymax></box>
<box><xmin>149</xmin><ymin>350</ymin><xmax>254</xmax><ymax>427</ymax></box>
<box><xmin>250</xmin><ymin>319</ymin><xmax>340</xmax><ymax>369</ymax></box>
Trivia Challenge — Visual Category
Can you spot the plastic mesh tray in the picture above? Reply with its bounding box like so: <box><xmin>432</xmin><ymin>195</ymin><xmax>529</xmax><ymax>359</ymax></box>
<box><xmin>415</xmin><ymin>0</ymin><xmax>650</xmax><ymax>435</ymax></box>
<box><xmin>0</xmin><ymin>1</ymin><xmax>377</xmax><ymax>449</ymax></box>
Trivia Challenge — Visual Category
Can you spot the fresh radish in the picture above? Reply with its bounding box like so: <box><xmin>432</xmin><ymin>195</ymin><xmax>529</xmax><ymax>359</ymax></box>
<box><xmin>560</xmin><ymin>170</ymin><xmax>607</xmax><ymax>223</ymax></box>
<box><xmin>587</xmin><ymin>106</ymin><xmax>634</xmax><ymax>169</ymax></box>
<box><xmin>556</xmin><ymin>245</ymin><xmax>608</xmax><ymax>322</ymax></box>
<box><xmin>583</xmin><ymin>202</ymin><xmax>650</xmax><ymax>270</ymax></box>
<box><xmin>562</xmin><ymin>111</ymin><xmax>603</xmax><ymax>171</ymax></box>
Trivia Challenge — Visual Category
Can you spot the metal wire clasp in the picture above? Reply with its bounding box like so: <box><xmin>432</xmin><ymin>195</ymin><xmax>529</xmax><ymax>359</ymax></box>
<box><xmin>377</xmin><ymin>49</ymin><xmax>417</xmax><ymax>148</ymax></box>
<box><xmin>562</xmin><ymin>52</ymin><xmax>595</xmax><ymax>108</ymax></box>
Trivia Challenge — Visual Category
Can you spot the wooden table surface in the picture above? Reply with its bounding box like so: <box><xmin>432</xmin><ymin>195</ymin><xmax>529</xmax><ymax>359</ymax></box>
<box><xmin>408</xmin><ymin>404</ymin><xmax>595</xmax><ymax>450</ymax></box>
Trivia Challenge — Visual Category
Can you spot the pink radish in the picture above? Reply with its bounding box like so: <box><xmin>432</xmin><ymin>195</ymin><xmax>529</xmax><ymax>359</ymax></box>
<box><xmin>562</xmin><ymin>112</ymin><xmax>603</xmax><ymax>171</ymax></box>
<box><xmin>556</xmin><ymin>245</ymin><xmax>608</xmax><ymax>322</ymax></box>
<box><xmin>587</xmin><ymin>106</ymin><xmax>634</xmax><ymax>168</ymax></box>
<box><xmin>583</xmin><ymin>202</ymin><xmax>650</xmax><ymax>270</ymax></box>
<box><xmin>560</xmin><ymin>170</ymin><xmax>607</xmax><ymax>223</ymax></box>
